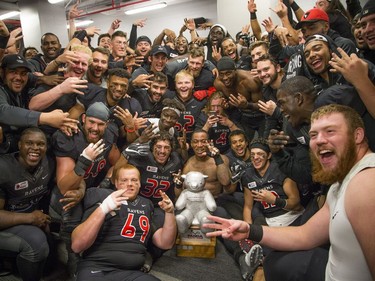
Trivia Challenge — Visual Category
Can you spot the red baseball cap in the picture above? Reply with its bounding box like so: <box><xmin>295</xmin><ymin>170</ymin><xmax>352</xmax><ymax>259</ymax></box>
<box><xmin>295</xmin><ymin>8</ymin><xmax>329</xmax><ymax>29</ymax></box>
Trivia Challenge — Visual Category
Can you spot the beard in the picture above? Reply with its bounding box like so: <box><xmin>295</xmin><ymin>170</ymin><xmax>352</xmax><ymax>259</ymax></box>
<box><xmin>311</xmin><ymin>136</ymin><xmax>357</xmax><ymax>186</ymax></box>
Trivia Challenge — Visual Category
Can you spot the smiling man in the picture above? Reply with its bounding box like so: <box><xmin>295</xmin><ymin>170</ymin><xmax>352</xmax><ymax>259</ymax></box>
<box><xmin>85</xmin><ymin>47</ymin><xmax>110</xmax><ymax>88</ymax></box>
<box><xmin>28</xmin><ymin>44</ymin><xmax>91</xmax><ymax>113</ymax></box>
<box><xmin>360</xmin><ymin>0</ymin><xmax>375</xmax><ymax>51</ymax></box>
<box><xmin>71</xmin><ymin>163</ymin><xmax>176</xmax><ymax>281</ymax></box>
<box><xmin>205</xmin><ymin>104</ymin><xmax>375</xmax><ymax>281</ymax></box>
<box><xmin>214</xmin><ymin>56</ymin><xmax>264</xmax><ymax>141</ymax></box>
<box><xmin>269</xmin><ymin>76</ymin><xmax>316</xmax><ymax>186</ymax></box>
<box><xmin>0</xmin><ymin>54</ymin><xmax>78</xmax><ymax>153</ymax></box>
<box><xmin>28</xmin><ymin>32</ymin><xmax>62</xmax><ymax>73</ymax></box>
<box><xmin>131</xmin><ymin>72</ymin><xmax>171</xmax><ymax>118</ymax></box>
<box><xmin>51</xmin><ymin>101</ymin><xmax>121</xmax><ymax>275</ymax></box>
<box><xmin>0</xmin><ymin>128</ymin><xmax>53</xmax><ymax>281</ymax></box>
<box><xmin>130</xmin><ymin>45</ymin><xmax>169</xmax><ymax>90</ymax></box>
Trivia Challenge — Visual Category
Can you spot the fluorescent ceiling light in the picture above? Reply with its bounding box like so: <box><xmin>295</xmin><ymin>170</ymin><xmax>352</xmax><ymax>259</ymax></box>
<box><xmin>48</xmin><ymin>0</ymin><xmax>65</xmax><ymax>3</ymax></box>
<box><xmin>0</xmin><ymin>11</ymin><xmax>20</xmax><ymax>20</ymax></box>
<box><xmin>66</xmin><ymin>20</ymin><xmax>94</xmax><ymax>28</ymax></box>
<box><xmin>124</xmin><ymin>2</ymin><xmax>167</xmax><ymax>15</ymax></box>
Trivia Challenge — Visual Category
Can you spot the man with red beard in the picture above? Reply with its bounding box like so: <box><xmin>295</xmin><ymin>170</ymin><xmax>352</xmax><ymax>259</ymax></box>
<box><xmin>85</xmin><ymin>47</ymin><xmax>110</xmax><ymax>88</ymax></box>
<box><xmin>205</xmin><ymin>104</ymin><xmax>375</xmax><ymax>281</ymax></box>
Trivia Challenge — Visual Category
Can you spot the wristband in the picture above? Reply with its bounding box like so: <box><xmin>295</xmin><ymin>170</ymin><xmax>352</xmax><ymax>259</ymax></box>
<box><xmin>275</xmin><ymin>197</ymin><xmax>287</xmax><ymax>208</ymax></box>
<box><xmin>248</xmin><ymin>224</ymin><xmax>263</xmax><ymax>242</ymax></box>
<box><xmin>0</xmin><ymin>35</ymin><xmax>10</xmax><ymax>49</ymax></box>
<box><xmin>125</xmin><ymin>126</ymin><xmax>136</xmax><ymax>133</ymax></box>
<box><xmin>73</xmin><ymin>30</ymin><xmax>88</xmax><ymax>42</ymax></box>
<box><xmin>214</xmin><ymin>154</ymin><xmax>224</xmax><ymax>165</ymax></box>
<box><xmin>250</xmin><ymin>12</ymin><xmax>257</xmax><ymax>20</ymax></box>
<box><xmin>74</xmin><ymin>155</ymin><xmax>93</xmax><ymax>176</ymax></box>
<box><xmin>290</xmin><ymin>1</ymin><xmax>300</xmax><ymax>11</ymax></box>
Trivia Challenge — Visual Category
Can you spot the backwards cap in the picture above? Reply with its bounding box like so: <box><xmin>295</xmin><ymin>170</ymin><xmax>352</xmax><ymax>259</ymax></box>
<box><xmin>86</xmin><ymin>102</ymin><xmax>110</xmax><ymax>122</ymax></box>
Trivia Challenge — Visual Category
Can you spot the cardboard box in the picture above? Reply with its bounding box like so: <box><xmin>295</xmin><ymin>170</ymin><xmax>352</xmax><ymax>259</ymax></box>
<box><xmin>176</xmin><ymin>226</ymin><xmax>216</xmax><ymax>258</ymax></box>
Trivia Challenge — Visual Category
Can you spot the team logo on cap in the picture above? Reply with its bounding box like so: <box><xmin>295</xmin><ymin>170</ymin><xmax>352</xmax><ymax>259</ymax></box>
<box><xmin>304</xmin><ymin>12</ymin><xmax>310</xmax><ymax>19</ymax></box>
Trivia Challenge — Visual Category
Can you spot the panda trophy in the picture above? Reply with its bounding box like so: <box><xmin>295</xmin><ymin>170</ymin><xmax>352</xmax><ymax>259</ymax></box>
<box><xmin>175</xmin><ymin>171</ymin><xmax>217</xmax><ymax>234</ymax></box>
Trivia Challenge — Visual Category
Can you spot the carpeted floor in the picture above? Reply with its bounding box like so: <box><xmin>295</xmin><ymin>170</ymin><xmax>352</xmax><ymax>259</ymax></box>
<box><xmin>151</xmin><ymin>240</ymin><xmax>243</xmax><ymax>281</ymax></box>
<box><xmin>1</xmin><ymin>240</ymin><xmax>243</xmax><ymax>281</ymax></box>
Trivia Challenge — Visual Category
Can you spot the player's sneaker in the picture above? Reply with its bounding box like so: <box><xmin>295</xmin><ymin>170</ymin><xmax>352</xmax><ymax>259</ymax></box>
<box><xmin>239</xmin><ymin>238</ymin><xmax>255</xmax><ymax>253</ymax></box>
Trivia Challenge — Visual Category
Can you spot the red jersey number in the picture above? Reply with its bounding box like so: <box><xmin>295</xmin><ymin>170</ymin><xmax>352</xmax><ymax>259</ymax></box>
<box><xmin>121</xmin><ymin>213</ymin><xmax>150</xmax><ymax>243</ymax></box>
<box><xmin>175</xmin><ymin>115</ymin><xmax>195</xmax><ymax>133</ymax></box>
<box><xmin>141</xmin><ymin>178</ymin><xmax>171</xmax><ymax>198</ymax></box>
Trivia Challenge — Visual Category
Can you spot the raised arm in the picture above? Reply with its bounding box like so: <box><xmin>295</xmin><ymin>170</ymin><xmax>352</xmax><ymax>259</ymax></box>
<box><xmin>248</xmin><ymin>0</ymin><xmax>262</xmax><ymax>41</ymax></box>
<box><xmin>0</xmin><ymin>20</ymin><xmax>10</xmax><ymax>61</ymax></box>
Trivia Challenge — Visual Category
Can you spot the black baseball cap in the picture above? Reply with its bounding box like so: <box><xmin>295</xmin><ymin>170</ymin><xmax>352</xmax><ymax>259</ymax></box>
<box><xmin>1</xmin><ymin>54</ymin><xmax>31</xmax><ymax>72</ymax></box>
<box><xmin>136</xmin><ymin>35</ymin><xmax>152</xmax><ymax>46</ymax></box>
<box><xmin>361</xmin><ymin>0</ymin><xmax>375</xmax><ymax>19</ymax></box>
<box><xmin>150</xmin><ymin>45</ymin><xmax>168</xmax><ymax>56</ymax></box>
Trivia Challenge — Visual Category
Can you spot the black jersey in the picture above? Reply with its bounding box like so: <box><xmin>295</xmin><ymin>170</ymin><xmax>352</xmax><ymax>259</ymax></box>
<box><xmin>225</xmin><ymin>149</ymin><xmax>252</xmax><ymax>191</ymax></box>
<box><xmin>132</xmin><ymin>88</ymin><xmax>163</xmax><ymax>118</ymax></box>
<box><xmin>80</xmin><ymin>188</ymin><xmax>154</xmax><ymax>271</ymax></box>
<box><xmin>132</xmin><ymin>89</ymin><xmax>175</xmax><ymax>119</ymax></box>
<box><xmin>174</xmin><ymin>96</ymin><xmax>206</xmax><ymax>141</ymax></box>
<box><xmin>196</xmin><ymin>112</ymin><xmax>231</xmax><ymax>154</ymax></box>
<box><xmin>78</xmin><ymin>85</ymin><xmax>142</xmax><ymax>129</ymax></box>
<box><xmin>241</xmin><ymin>160</ymin><xmax>288</xmax><ymax>218</ymax></box>
<box><xmin>52</xmin><ymin>127</ymin><xmax>116</xmax><ymax>188</ymax></box>
<box><xmin>123</xmin><ymin>144</ymin><xmax>183</xmax><ymax>205</ymax></box>
<box><xmin>0</xmin><ymin>153</ymin><xmax>54</xmax><ymax>213</ymax></box>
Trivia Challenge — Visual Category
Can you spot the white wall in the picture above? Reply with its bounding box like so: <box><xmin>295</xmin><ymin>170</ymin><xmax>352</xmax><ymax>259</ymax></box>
<box><xmin>73</xmin><ymin>0</ymin><xmax>217</xmax><ymax>47</ymax></box>
<box><xmin>217</xmin><ymin>0</ymin><xmax>369</xmax><ymax>38</ymax></box>
<box><xmin>19</xmin><ymin>0</ymin><xmax>369</xmax><ymax>50</ymax></box>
